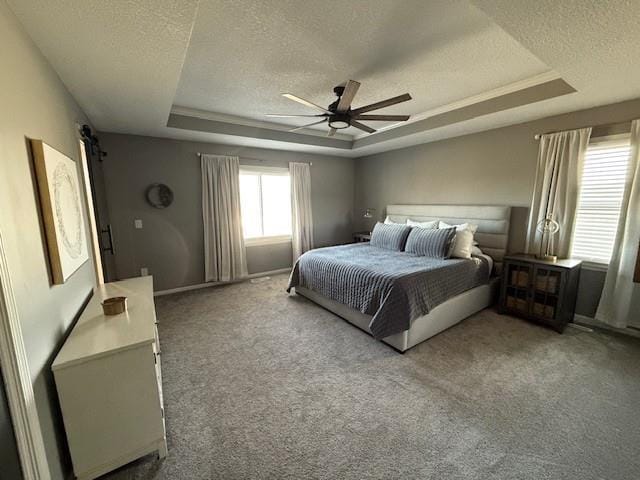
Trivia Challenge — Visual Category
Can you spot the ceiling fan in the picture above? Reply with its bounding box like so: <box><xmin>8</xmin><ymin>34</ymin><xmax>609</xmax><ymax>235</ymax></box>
<box><xmin>267</xmin><ymin>80</ymin><xmax>412</xmax><ymax>136</ymax></box>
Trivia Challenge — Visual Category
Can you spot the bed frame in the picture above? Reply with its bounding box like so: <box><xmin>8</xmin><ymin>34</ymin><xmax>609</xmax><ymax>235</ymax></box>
<box><xmin>295</xmin><ymin>204</ymin><xmax>512</xmax><ymax>352</ymax></box>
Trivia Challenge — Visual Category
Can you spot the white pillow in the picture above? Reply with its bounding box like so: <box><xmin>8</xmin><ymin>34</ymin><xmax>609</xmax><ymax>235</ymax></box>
<box><xmin>471</xmin><ymin>245</ymin><xmax>494</xmax><ymax>274</ymax></box>
<box><xmin>439</xmin><ymin>221</ymin><xmax>479</xmax><ymax>234</ymax></box>
<box><xmin>439</xmin><ymin>221</ymin><xmax>478</xmax><ymax>259</ymax></box>
<box><xmin>384</xmin><ymin>216</ymin><xmax>402</xmax><ymax>225</ymax></box>
<box><xmin>406</xmin><ymin>219</ymin><xmax>438</xmax><ymax>229</ymax></box>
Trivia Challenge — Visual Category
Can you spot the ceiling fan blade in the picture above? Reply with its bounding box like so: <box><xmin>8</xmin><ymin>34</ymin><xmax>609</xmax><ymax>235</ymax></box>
<box><xmin>288</xmin><ymin>118</ymin><xmax>327</xmax><ymax>132</ymax></box>
<box><xmin>336</xmin><ymin>80</ymin><xmax>361</xmax><ymax>113</ymax></box>
<box><xmin>351</xmin><ymin>93</ymin><xmax>412</xmax><ymax>115</ymax></box>
<box><xmin>282</xmin><ymin>93</ymin><xmax>331</xmax><ymax>114</ymax></box>
<box><xmin>352</xmin><ymin>114</ymin><xmax>410</xmax><ymax>121</ymax></box>
<box><xmin>327</xmin><ymin>128</ymin><xmax>337</xmax><ymax>137</ymax></box>
<box><xmin>350</xmin><ymin>120</ymin><xmax>376</xmax><ymax>134</ymax></box>
<box><xmin>266</xmin><ymin>114</ymin><xmax>327</xmax><ymax>118</ymax></box>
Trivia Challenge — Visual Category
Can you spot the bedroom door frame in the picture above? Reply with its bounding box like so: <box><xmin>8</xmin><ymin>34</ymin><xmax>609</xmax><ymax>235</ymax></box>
<box><xmin>0</xmin><ymin>227</ymin><xmax>51</xmax><ymax>479</ymax></box>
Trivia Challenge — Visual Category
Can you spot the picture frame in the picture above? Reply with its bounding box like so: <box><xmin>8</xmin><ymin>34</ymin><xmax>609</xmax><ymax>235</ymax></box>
<box><xmin>31</xmin><ymin>139</ymin><xmax>89</xmax><ymax>284</ymax></box>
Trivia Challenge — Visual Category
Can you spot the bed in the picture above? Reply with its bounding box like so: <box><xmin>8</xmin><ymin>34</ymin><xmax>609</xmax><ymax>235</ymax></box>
<box><xmin>289</xmin><ymin>204</ymin><xmax>512</xmax><ymax>352</ymax></box>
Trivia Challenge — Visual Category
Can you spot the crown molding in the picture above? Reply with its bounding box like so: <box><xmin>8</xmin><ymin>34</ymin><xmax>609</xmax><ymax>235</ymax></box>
<box><xmin>352</xmin><ymin>76</ymin><xmax>575</xmax><ymax>149</ymax></box>
<box><xmin>352</xmin><ymin>71</ymin><xmax>562</xmax><ymax>139</ymax></box>
<box><xmin>167</xmin><ymin>113</ymin><xmax>353</xmax><ymax>149</ymax></box>
<box><xmin>169</xmin><ymin>106</ymin><xmax>353</xmax><ymax>141</ymax></box>
<box><xmin>170</xmin><ymin>72</ymin><xmax>566</xmax><ymax>151</ymax></box>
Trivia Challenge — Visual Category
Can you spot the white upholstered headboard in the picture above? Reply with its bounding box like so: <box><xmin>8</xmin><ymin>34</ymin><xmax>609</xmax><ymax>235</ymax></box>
<box><xmin>386</xmin><ymin>204</ymin><xmax>512</xmax><ymax>273</ymax></box>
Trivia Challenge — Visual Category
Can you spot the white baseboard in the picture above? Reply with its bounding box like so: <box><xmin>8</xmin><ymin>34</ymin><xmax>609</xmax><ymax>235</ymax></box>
<box><xmin>154</xmin><ymin>282</ymin><xmax>213</xmax><ymax>296</ymax></box>
<box><xmin>573</xmin><ymin>314</ymin><xmax>640</xmax><ymax>339</ymax></box>
<box><xmin>153</xmin><ymin>268</ymin><xmax>291</xmax><ymax>296</ymax></box>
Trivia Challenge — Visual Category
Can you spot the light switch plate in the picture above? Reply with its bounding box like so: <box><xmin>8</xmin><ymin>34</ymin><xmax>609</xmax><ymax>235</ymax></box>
<box><xmin>134</xmin><ymin>219</ymin><xmax>143</xmax><ymax>229</ymax></box>
<box><xmin>140</xmin><ymin>267</ymin><xmax>149</xmax><ymax>276</ymax></box>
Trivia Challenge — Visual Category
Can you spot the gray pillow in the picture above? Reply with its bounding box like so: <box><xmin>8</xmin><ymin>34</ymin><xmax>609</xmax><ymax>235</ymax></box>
<box><xmin>370</xmin><ymin>222</ymin><xmax>412</xmax><ymax>251</ymax></box>
<box><xmin>405</xmin><ymin>227</ymin><xmax>456</xmax><ymax>259</ymax></box>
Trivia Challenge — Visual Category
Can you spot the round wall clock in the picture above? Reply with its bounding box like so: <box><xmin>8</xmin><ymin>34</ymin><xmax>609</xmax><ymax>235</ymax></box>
<box><xmin>145</xmin><ymin>183</ymin><xmax>174</xmax><ymax>209</ymax></box>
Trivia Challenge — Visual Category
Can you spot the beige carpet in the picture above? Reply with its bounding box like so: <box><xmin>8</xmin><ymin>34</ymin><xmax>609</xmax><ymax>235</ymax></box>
<box><xmin>104</xmin><ymin>274</ymin><xmax>640</xmax><ymax>479</ymax></box>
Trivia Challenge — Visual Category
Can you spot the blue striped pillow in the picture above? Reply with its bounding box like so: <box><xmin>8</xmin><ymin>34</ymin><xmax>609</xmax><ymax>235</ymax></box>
<box><xmin>405</xmin><ymin>227</ymin><xmax>456</xmax><ymax>258</ymax></box>
<box><xmin>370</xmin><ymin>222</ymin><xmax>412</xmax><ymax>251</ymax></box>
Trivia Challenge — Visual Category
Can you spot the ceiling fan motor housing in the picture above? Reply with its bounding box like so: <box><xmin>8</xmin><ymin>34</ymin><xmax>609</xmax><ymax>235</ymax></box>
<box><xmin>328</xmin><ymin>113</ymin><xmax>350</xmax><ymax>129</ymax></box>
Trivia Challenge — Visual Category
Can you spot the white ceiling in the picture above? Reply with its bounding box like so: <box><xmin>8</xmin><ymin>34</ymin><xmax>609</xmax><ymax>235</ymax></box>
<box><xmin>175</xmin><ymin>0</ymin><xmax>550</xmax><ymax>135</ymax></box>
<box><xmin>7</xmin><ymin>0</ymin><xmax>200</xmax><ymax>136</ymax></box>
<box><xmin>7</xmin><ymin>0</ymin><xmax>640</xmax><ymax>157</ymax></box>
<box><xmin>471</xmin><ymin>0</ymin><xmax>640</xmax><ymax>106</ymax></box>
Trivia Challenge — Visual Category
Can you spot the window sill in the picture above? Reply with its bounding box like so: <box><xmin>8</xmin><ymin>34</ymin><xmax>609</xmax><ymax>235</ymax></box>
<box><xmin>245</xmin><ymin>236</ymin><xmax>292</xmax><ymax>247</ymax></box>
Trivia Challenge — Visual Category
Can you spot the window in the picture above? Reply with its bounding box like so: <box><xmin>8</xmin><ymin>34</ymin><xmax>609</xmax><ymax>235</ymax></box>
<box><xmin>239</xmin><ymin>167</ymin><xmax>291</xmax><ymax>244</ymax></box>
<box><xmin>570</xmin><ymin>138</ymin><xmax>631</xmax><ymax>265</ymax></box>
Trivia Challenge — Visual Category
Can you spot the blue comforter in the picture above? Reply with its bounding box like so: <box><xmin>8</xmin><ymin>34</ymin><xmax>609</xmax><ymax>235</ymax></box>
<box><xmin>287</xmin><ymin>243</ymin><xmax>490</xmax><ymax>339</ymax></box>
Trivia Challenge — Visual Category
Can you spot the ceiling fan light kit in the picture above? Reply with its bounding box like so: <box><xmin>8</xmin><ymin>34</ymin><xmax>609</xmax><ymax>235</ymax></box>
<box><xmin>328</xmin><ymin>114</ymin><xmax>350</xmax><ymax>130</ymax></box>
<box><xmin>268</xmin><ymin>80</ymin><xmax>412</xmax><ymax>136</ymax></box>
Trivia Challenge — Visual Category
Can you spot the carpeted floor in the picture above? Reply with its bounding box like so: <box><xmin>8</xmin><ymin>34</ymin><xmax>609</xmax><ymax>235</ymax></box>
<box><xmin>104</xmin><ymin>274</ymin><xmax>640</xmax><ymax>480</ymax></box>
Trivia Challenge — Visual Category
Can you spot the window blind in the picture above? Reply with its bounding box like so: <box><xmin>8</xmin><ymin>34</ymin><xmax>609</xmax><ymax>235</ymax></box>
<box><xmin>570</xmin><ymin>140</ymin><xmax>631</xmax><ymax>265</ymax></box>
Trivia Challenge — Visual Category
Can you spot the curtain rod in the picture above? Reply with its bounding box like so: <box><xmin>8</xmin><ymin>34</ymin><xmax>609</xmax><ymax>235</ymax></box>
<box><xmin>196</xmin><ymin>152</ymin><xmax>312</xmax><ymax>166</ymax></box>
<box><xmin>534</xmin><ymin>120</ymin><xmax>632</xmax><ymax>140</ymax></box>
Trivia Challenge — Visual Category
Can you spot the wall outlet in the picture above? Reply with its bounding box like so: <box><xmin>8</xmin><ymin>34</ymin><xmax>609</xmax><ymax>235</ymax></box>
<box><xmin>140</xmin><ymin>267</ymin><xmax>149</xmax><ymax>276</ymax></box>
<box><xmin>134</xmin><ymin>219</ymin><xmax>143</xmax><ymax>229</ymax></box>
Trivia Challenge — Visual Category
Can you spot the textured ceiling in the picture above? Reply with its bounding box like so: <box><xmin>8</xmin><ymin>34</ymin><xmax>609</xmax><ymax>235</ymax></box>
<box><xmin>6</xmin><ymin>0</ymin><xmax>199</xmax><ymax>133</ymax></box>
<box><xmin>175</xmin><ymin>0</ymin><xmax>550</xmax><ymax>136</ymax></box>
<box><xmin>471</xmin><ymin>0</ymin><xmax>640</xmax><ymax>106</ymax></box>
<box><xmin>8</xmin><ymin>0</ymin><xmax>640</xmax><ymax>157</ymax></box>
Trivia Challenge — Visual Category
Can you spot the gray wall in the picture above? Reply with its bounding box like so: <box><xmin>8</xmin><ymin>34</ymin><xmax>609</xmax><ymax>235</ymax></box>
<box><xmin>354</xmin><ymin>98</ymin><xmax>640</xmax><ymax>318</ymax></box>
<box><xmin>97</xmin><ymin>133</ymin><xmax>355</xmax><ymax>291</ymax></box>
<box><xmin>0</xmin><ymin>2</ymin><xmax>97</xmax><ymax>479</ymax></box>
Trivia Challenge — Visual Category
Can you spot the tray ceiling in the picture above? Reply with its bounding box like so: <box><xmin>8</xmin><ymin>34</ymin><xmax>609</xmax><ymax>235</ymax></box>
<box><xmin>174</xmin><ymin>0</ymin><xmax>550</xmax><ymax>135</ymax></box>
<box><xmin>7</xmin><ymin>0</ymin><xmax>640</xmax><ymax>157</ymax></box>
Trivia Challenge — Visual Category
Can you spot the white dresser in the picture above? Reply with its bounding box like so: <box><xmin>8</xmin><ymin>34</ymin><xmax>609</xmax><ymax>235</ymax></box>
<box><xmin>53</xmin><ymin>276</ymin><xmax>167</xmax><ymax>480</ymax></box>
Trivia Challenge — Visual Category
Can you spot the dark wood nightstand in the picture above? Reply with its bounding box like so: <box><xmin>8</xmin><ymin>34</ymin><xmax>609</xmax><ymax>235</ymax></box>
<box><xmin>353</xmin><ymin>232</ymin><xmax>371</xmax><ymax>243</ymax></box>
<box><xmin>499</xmin><ymin>254</ymin><xmax>582</xmax><ymax>333</ymax></box>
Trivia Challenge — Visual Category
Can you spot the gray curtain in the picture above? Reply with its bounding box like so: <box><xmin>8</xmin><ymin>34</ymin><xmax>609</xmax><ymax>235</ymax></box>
<box><xmin>525</xmin><ymin>128</ymin><xmax>592</xmax><ymax>258</ymax></box>
<box><xmin>290</xmin><ymin>162</ymin><xmax>314</xmax><ymax>261</ymax></box>
<box><xmin>596</xmin><ymin>119</ymin><xmax>640</xmax><ymax>328</ymax></box>
<box><xmin>201</xmin><ymin>155</ymin><xmax>247</xmax><ymax>282</ymax></box>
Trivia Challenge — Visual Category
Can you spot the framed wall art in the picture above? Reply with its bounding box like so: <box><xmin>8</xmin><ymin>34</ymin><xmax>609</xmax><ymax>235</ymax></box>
<box><xmin>31</xmin><ymin>139</ymin><xmax>89</xmax><ymax>284</ymax></box>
